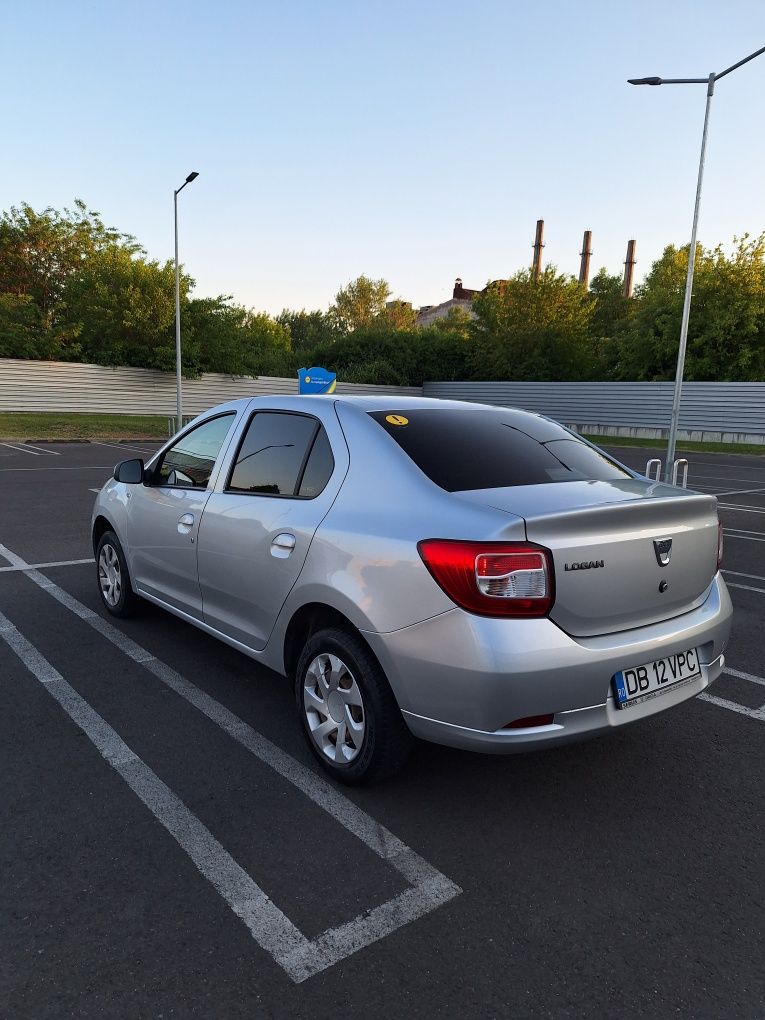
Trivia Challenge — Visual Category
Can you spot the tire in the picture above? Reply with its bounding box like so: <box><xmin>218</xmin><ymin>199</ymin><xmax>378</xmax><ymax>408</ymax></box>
<box><xmin>96</xmin><ymin>530</ymin><xmax>139</xmax><ymax>618</ymax></box>
<box><xmin>295</xmin><ymin>627</ymin><xmax>413</xmax><ymax>785</ymax></box>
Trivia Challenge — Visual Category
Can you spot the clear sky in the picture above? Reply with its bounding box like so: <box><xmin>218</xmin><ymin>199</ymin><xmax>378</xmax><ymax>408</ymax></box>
<box><xmin>3</xmin><ymin>0</ymin><xmax>765</xmax><ymax>314</ymax></box>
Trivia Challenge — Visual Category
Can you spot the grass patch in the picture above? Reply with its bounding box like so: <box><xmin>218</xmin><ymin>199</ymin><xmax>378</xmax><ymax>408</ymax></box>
<box><xmin>583</xmin><ymin>433</ymin><xmax>765</xmax><ymax>457</ymax></box>
<box><xmin>0</xmin><ymin>412</ymin><xmax>170</xmax><ymax>440</ymax></box>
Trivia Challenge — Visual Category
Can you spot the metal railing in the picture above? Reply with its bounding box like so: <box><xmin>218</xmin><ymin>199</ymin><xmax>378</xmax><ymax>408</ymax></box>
<box><xmin>645</xmin><ymin>457</ymin><xmax>689</xmax><ymax>487</ymax></box>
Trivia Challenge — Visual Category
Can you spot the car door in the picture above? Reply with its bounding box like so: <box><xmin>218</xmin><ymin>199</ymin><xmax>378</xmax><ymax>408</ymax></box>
<box><xmin>197</xmin><ymin>409</ymin><xmax>340</xmax><ymax>650</ymax></box>
<box><xmin>127</xmin><ymin>412</ymin><xmax>238</xmax><ymax>619</ymax></box>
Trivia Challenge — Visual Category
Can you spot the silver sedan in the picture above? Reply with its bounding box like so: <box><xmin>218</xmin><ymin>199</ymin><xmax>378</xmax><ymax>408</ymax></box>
<box><xmin>91</xmin><ymin>396</ymin><xmax>732</xmax><ymax>783</ymax></box>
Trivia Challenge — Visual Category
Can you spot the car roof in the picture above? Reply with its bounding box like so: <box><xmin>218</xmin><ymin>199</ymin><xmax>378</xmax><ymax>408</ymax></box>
<box><xmin>242</xmin><ymin>394</ymin><xmax>528</xmax><ymax>414</ymax></box>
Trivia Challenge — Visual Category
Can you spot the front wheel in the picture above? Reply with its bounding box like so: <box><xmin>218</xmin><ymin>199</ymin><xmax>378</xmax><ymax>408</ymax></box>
<box><xmin>96</xmin><ymin>530</ymin><xmax>139</xmax><ymax>617</ymax></box>
<box><xmin>295</xmin><ymin>627</ymin><xmax>413</xmax><ymax>785</ymax></box>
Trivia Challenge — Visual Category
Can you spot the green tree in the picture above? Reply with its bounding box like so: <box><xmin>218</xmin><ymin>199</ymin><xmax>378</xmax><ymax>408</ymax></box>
<box><xmin>331</xmin><ymin>275</ymin><xmax>391</xmax><ymax>332</ymax></box>
<box><xmin>589</xmin><ymin>268</ymin><xmax>632</xmax><ymax>337</ymax></box>
<box><xmin>469</xmin><ymin>266</ymin><xmax>595</xmax><ymax>380</ymax></box>
<box><xmin>182</xmin><ymin>300</ymin><xmax>293</xmax><ymax>378</ymax></box>
<box><xmin>60</xmin><ymin>247</ymin><xmax>180</xmax><ymax>370</ymax></box>
<box><xmin>587</xmin><ymin>268</ymin><xmax>635</xmax><ymax>379</ymax></box>
<box><xmin>275</xmin><ymin>308</ymin><xmax>341</xmax><ymax>351</ymax></box>
<box><xmin>305</xmin><ymin>310</ymin><xmax>471</xmax><ymax>386</ymax></box>
<box><xmin>0</xmin><ymin>293</ymin><xmax>69</xmax><ymax>360</ymax></box>
<box><xmin>617</xmin><ymin>235</ymin><xmax>765</xmax><ymax>380</ymax></box>
<box><xmin>376</xmin><ymin>299</ymin><xmax>417</xmax><ymax>331</ymax></box>
<box><xmin>0</xmin><ymin>200</ymin><xmax>137</xmax><ymax>333</ymax></box>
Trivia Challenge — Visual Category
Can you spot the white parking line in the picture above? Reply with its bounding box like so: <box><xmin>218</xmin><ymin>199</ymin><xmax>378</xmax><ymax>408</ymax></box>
<box><xmin>0</xmin><ymin>441</ymin><xmax>62</xmax><ymax>456</ymax></box>
<box><xmin>92</xmin><ymin>440</ymin><xmax>159</xmax><ymax>456</ymax></box>
<box><xmin>0</xmin><ymin>465</ymin><xmax>115</xmax><ymax>472</ymax></box>
<box><xmin>715</xmin><ymin>487</ymin><xmax>765</xmax><ymax>498</ymax></box>
<box><xmin>723</xmin><ymin>531</ymin><xmax>765</xmax><ymax>543</ymax></box>
<box><xmin>676</xmin><ymin>458</ymin><xmax>765</xmax><ymax>473</ymax></box>
<box><xmin>691</xmin><ymin>473</ymin><xmax>765</xmax><ymax>485</ymax></box>
<box><xmin>698</xmin><ymin>693</ymin><xmax>765</xmax><ymax>721</ymax></box>
<box><xmin>0</xmin><ymin>607</ymin><xmax>314</xmax><ymax>978</ymax></box>
<box><xmin>719</xmin><ymin>503</ymin><xmax>765</xmax><ymax>515</ymax></box>
<box><xmin>22</xmin><ymin>443</ymin><xmax>61</xmax><ymax>456</ymax></box>
<box><xmin>0</xmin><ymin>542</ymin><xmax>461</xmax><ymax>982</ymax></box>
<box><xmin>0</xmin><ymin>441</ymin><xmax>41</xmax><ymax>456</ymax></box>
<box><xmin>724</xmin><ymin>666</ymin><xmax>765</xmax><ymax>688</ymax></box>
<box><xmin>723</xmin><ymin>570</ymin><xmax>765</xmax><ymax>593</ymax></box>
<box><xmin>726</xmin><ymin>582</ymin><xmax>765</xmax><ymax>595</ymax></box>
<box><xmin>723</xmin><ymin>570</ymin><xmax>765</xmax><ymax>582</ymax></box>
<box><xmin>0</xmin><ymin>558</ymin><xmax>94</xmax><ymax>574</ymax></box>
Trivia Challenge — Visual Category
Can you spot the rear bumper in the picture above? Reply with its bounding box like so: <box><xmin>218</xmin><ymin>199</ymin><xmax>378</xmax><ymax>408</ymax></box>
<box><xmin>363</xmin><ymin>574</ymin><xmax>732</xmax><ymax>753</ymax></box>
<box><xmin>400</xmin><ymin>654</ymin><xmax>724</xmax><ymax>753</ymax></box>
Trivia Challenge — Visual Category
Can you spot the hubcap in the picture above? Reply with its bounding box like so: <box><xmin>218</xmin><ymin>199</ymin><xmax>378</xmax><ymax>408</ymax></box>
<box><xmin>303</xmin><ymin>653</ymin><xmax>366</xmax><ymax>764</ymax></box>
<box><xmin>98</xmin><ymin>543</ymin><xmax>122</xmax><ymax>607</ymax></box>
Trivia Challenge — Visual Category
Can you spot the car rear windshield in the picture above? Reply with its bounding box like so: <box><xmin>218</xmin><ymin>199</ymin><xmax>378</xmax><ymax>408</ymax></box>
<box><xmin>368</xmin><ymin>409</ymin><xmax>630</xmax><ymax>491</ymax></box>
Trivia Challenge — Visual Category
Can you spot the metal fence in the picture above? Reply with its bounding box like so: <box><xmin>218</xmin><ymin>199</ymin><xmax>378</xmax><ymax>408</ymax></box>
<box><xmin>0</xmin><ymin>359</ymin><xmax>421</xmax><ymax>416</ymax></box>
<box><xmin>2</xmin><ymin>361</ymin><xmax>764</xmax><ymax>444</ymax></box>
<box><xmin>423</xmin><ymin>381</ymin><xmax>765</xmax><ymax>444</ymax></box>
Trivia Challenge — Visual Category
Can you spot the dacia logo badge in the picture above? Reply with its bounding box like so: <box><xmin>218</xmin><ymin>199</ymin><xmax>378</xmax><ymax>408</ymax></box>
<box><xmin>653</xmin><ymin>538</ymin><xmax>673</xmax><ymax>567</ymax></box>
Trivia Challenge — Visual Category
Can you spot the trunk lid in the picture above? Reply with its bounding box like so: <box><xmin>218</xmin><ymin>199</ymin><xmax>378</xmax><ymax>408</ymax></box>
<box><xmin>456</xmin><ymin>479</ymin><xmax>719</xmax><ymax>636</ymax></box>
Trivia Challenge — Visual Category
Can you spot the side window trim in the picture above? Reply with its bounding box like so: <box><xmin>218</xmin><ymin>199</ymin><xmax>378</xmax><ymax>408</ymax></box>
<box><xmin>296</xmin><ymin>425</ymin><xmax>336</xmax><ymax>498</ymax></box>
<box><xmin>293</xmin><ymin>421</ymin><xmax>321</xmax><ymax>495</ymax></box>
<box><xmin>224</xmin><ymin>409</ymin><xmax>326</xmax><ymax>499</ymax></box>
<box><xmin>149</xmin><ymin>411</ymin><xmax>237</xmax><ymax>491</ymax></box>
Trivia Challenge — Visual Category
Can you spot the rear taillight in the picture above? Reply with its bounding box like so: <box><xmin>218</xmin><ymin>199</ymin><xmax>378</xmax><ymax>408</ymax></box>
<box><xmin>417</xmin><ymin>540</ymin><xmax>554</xmax><ymax>617</ymax></box>
<box><xmin>717</xmin><ymin>520</ymin><xmax>724</xmax><ymax>571</ymax></box>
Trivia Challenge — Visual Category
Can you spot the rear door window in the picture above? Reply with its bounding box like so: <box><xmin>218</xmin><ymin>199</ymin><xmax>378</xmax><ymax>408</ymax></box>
<box><xmin>297</xmin><ymin>427</ymin><xmax>335</xmax><ymax>497</ymax></box>
<box><xmin>227</xmin><ymin>412</ymin><xmax>327</xmax><ymax>496</ymax></box>
<box><xmin>368</xmin><ymin>409</ymin><xmax>629</xmax><ymax>491</ymax></box>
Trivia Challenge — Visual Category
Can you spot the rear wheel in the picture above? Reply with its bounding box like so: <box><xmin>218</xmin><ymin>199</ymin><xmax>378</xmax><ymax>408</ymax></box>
<box><xmin>96</xmin><ymin>530</ymin><xmax>139</xmax><ymax>617</ymax></box>
<box><xmin>295</xmin><ymin>627</ymin><xmax>412</xmax><ymax>784</ymax></box>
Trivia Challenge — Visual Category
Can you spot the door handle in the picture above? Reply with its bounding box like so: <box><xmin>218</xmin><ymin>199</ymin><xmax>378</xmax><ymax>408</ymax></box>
<box><xmin>271</xmin><ymin>533</ymin><xmax>296</xmax><ymax>558</ymax></box>
<box><xmin>177</xmin><ymin>513</ymin><xmax>194</xmax><ymax>535</ymax></box>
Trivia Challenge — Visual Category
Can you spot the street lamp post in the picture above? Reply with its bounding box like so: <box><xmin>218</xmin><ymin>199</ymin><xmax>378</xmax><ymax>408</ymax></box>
<box><xmin>174</xmin><ymin>171</ymin><xmax>199</xmax><ymax>433</ymax></box>
<box><xmin>629</xmin><ymin>45</ymin><xmax>765</xmax><ymax>482</ymax></box>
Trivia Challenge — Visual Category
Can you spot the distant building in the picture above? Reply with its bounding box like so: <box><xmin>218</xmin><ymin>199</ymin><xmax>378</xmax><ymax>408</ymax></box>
<box><xmin>415</xmin><ymin>278</ymin><xmax>479</xmax><ymax>327</ymax></box>
<box><xmin>452</xmin><ymin>278</ymin><xmax>480</xmax><ymax>300</ymax></box>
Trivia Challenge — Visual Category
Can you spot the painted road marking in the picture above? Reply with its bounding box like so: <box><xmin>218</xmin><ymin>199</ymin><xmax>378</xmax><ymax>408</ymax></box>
<box><xmin>0</xmin><ymin>441</ymin><xmax>60</xmax><ymax>456</ymax></box>
<box><xmin>692</xmin><ymin>474</ymin><xmax>765</xmax><ymax>485</ymax></box>
<box><xmin>715</xmin><ymin>487</ymin><xmax>765</xmax><ymax>498</ymax></box>
<box><xmin>0</xmin><ymin>542</ymin><xmax>461</xmax><ymax>982</ymax></box>
<box><xmin>0</xmin><ymin>608</ymin><xmax>316</xmax><ymax>979</ymax></box>
<box><xmin>724</xmin><ymin>666</ymin><xmax>765</xmax><ymax>689</ymax></box>
<box><xmin>726</xmin><ymin>582</ymin><xmax>765</xmax><ymax>595</ymax></box>
<box><xmin>22</xmin><ymin>443</ymin><xmax>61</xmax><ymax>456</ymax></box>
<box><xmin>89</xmin><ymin>488</ymin><xmax>101</xmax><ymax>493</ymax></box>
<box><xmin>723</xmin><ymin>530</ymin><xmax>765</xmax><ymax>543</ymax></box>
<box><xmin>699</xmin><ymin>692</ymin><xmax>765</xmax><ymax>721</ymax></box>
<box><xmin>722</xmin><ymin>569</ymin><xmax>765</xmax><ymax>594</ymax></box>
<box><xmin>719</xmin><ymin>503</ymin><xmax>765</xmax><ymax>515</ymax></box>
<box><xmin>723</xmin><ymin>570</ymin><xmax>765</xmax><ymax>583</ymax></box>
<box><xmin>0</xmin><ymin>442</ymin><xmax>42</xmax><ymax>456</ymax></box>
<box><xmin>0</xmin><ymin>465</ymin><xmax>115</xmax><ymax>472</ymax></box>
<box><xmin>92</xmin><ymin>440</ymin><xmax>160</xmax><ymax>455</ymax></box>
<box><xmin>672</xmin><ymin>458</ymin><xmax>765</xmax><ymax>474</ymax></box>
<box><xmin>0</xmin><ymin>558</ymin><xmax>94</xmax><ymax>574</ymax></box>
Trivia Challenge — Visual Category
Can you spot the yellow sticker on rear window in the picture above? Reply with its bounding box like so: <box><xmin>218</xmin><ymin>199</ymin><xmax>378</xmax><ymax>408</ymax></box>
<box><xmin>385</xmin><ymin>414</ymin><xmax>409</xmax><ymax>426</ymax></box>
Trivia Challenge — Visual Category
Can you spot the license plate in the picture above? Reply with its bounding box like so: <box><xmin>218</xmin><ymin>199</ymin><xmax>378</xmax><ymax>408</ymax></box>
<box><xmin>613</xmin><ymin>648</ymin><xmax>701</xmax><ymax>709</ymax></box>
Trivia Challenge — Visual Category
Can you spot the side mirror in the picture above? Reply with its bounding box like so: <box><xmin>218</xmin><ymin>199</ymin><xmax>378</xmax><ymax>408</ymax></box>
<box><xmin>114</xmin><ymin>458</ymin><xmax>145</xmax><ymax>484</ymax></box>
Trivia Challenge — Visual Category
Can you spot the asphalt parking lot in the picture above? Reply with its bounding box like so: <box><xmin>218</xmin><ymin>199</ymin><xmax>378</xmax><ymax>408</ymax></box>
<box><xmin>1</xmin><ymin>437</ymin><xmax>763</xmax><ymax>1019</ymax></box>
